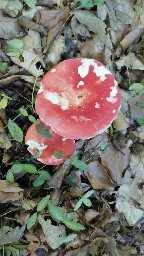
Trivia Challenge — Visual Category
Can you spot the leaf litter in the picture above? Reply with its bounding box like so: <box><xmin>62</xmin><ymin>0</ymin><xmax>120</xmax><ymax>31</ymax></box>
<box><xmin>0</xmin><ymin>0</ymin><xmax>144</xmax><ymax>255</ymax></box>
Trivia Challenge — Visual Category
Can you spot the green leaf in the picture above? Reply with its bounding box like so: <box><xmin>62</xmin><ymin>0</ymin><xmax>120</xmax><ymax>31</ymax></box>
<box><xmin>8</xmin><ymin>119</ymin><xmax>23</xmax><ymax>142</ymax></box>
<box><xmin>54</xmin><ymin>150</ymin><xmax>64</xmax><ymax>159</ymax></box>
<box><xmin>37</xmin><ymin>195</ymin><xmax>50</xmax><ymax>212</ymax></box>
<box><xmin>71</xmin><ymin>158</ymin><xmax>89</xmax><ymax>171</ymax></box>
<box><xmin>36</xmin><ymin>121</ymin><xmax>51</xmax><ymax>138</ymax></box>
<box><xmin>83</xmin><ymin>198</ymin><xmax>92</xmax><ymax>207</ymax></box>
<box><xmin>137</xmin><ymin>118</ymin><xmax>144</xmax><ymax>126</ymax></box>
<box><xmin>94</xmin><ymin>0</ymin><xmax>104</xmax><ymax>5</ymax></box>
<box><xmin>19</xmin><ymin>107</ymin><xmax>29</xmax><ymax>116</ymax></box>
<box><xmin>0</xmin><ymin>94</ymin><xmax>9</xmax><ymax>109</ymax></box>
<box><xmin>48</xmin><ymin>203</ymin><xmax>65</xmax><ymax>222</ymax></box>
<box><xmin>27</xmin><ymin>212</ymin><xmax>37</xmax><ymax>229</ymax></box>
<box><xmin>28</xmin><ymin>115</ymin><xmax>37</xmax><ymax>123</ymax></box>
<box><xmin>7</xmin><ymin>39</ymin><xmax>24</xmax><ymax>49</ymax></box>
<box><xmin>74</xmin><ymin>198</ymin><xmax>83</xmax><ymax>211</ymax></box>
<box><xmin>63</xmin><ymin>220</ymin><xmax>85</xmax><ymax>231</ymax></box>
<box><xmin>38</xmin><ymin>170</ymin><xmax>51</xmax><ymax>181</ymax></box>
<box><xmin>129</xmin><ymin>83</ymin><xmax>144</xmax><ymax>93</ymax></box>
<box><xmin>62</xmin><ymin>234</ymin><xmax>77</xmax><ymax>243</ymax></box>
<box><xmin>6</xmin><ymin>48</ymin><xmax>23</xmax><ymax>57</ymax></box>
<box><xmin>11</xmin><ymin>163</ymin><xmax>38</xmax><ymax>174</ymax></box>
<box><xmin>32</xmin><ymin>176</ymin><xmax>45</xmax><ymax>187</ymax></box>
<box><xmin>65</xmin><ymin>212</ymin><xmax>75</xmax><ymax>221</ymax></box>
<box><xmin>0</xmin><ymin>62</ymin><xmax>8</xmax><ymax>72</ymax></box>
<box><xmin>6</xmin><ymin>170</ymin><xmax>14</xmax><ymax>183</ymax></box>
<box><xmin>24</xmin><ymin>0</ymin><xmax>36</xmax><ymax>9</ymax></box>
<box><xmin>83</xmin><ymin>190</ymin><xmax>94</xmax><ymax>199</ymax></box>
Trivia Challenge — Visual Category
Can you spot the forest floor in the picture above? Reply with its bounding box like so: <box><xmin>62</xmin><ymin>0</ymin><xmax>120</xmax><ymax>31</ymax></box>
<box><xmin>0</xmin><ymin>0</ymin><xmax>144</xmax><ymax>255</ymax></box>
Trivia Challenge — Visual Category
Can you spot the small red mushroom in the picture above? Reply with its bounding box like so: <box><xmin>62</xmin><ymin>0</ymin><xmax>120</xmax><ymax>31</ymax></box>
<box><xmin>35</xmin><ymin>58</ymin><xmax>122</xmax><ymax>139</ymax></box>
<box><xmin>25</xmin><ymin>119</ymin><xmax>76</xmax><ymax>165</ymax></box>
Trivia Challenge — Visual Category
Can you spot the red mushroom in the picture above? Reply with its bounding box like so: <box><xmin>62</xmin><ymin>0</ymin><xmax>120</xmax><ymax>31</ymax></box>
<box><xmin>35</xmin><ymin>58</ymin><xmax>122</xmax><ymax>139</ymax></box>
<box><xmin>25</xmin><ymin>119</ymin><xmax>76</xmax><ymax>165</ymax></box>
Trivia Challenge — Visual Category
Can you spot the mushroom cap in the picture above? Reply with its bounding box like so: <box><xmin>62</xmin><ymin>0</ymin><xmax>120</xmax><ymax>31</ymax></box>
<box><xmin>35</xmin><ymin>58</ymin><xmax>122</xmax><ymax>139</ymax></box>
<box><xmin>25</xmin><ymin>119</ymin><xmax>76</xmax><ymax>165</ymax></box>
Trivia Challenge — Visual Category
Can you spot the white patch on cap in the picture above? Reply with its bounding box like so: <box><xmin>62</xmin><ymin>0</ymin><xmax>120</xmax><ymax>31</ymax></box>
<box><xmin>62</xmin><ymin>137</ymin><xmax>67</xmax><ymax>141</ymax></box>
<box><xmin>95</xmin><ymin>102</ymin><xmax>100</xmax><ymax>108</ymax></box>
<box><xmin>48</xmin><ymin>155</ymin><xmax>63</xmax><ymax>163</ymax></box>
<box><xmin>44</xmin><ymin>91</ymin><xmax>70</xmax><ymax>110</ymax></box>
<box><xmin>110</xmin><ymin>86</ymin><xmax>118</xmax><ymax>97</ymax></box>
<box><xmin>77</xmin><ymin>81</ymin><xmax>84</xmax><ymax>88</ymax></box>
<box><xmin>106</xmin><ymin>85</ymin><xmax>118</xmax><ymax>104</ymax></box>
<box><xmin>37</xmin><ymin>82</ymin><xmax>44</xmax><ymax>94</ymax></box>
<box><xmin>78</xmin><ymin>59</ymin><xmax>111</xmax><ymax>81</ymax></box>
<box><xmin>51</xmin><ymin>69</ymin><xmax>56</xmax><ymax>72</ymax></box>
<box><xmin>112</xmin><ymin>109</ymin><xmax>116</xmax><ymax>113</ymax></box>
<box><xmin>106</xmin><ymin>97</ymin><xmax>117</xmax><ymax>103</ymax></box>
<box><xmin>26</xmin><ymin>140</ymin><xmax>47</xmax><ymax>152</ymax></box>
<box><xmin>71</xmin><ymin>115</ymin><xmax>91</xmax><ymax>122</ymax></box>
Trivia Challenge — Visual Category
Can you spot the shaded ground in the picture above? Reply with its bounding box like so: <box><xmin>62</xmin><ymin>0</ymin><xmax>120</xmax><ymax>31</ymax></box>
<box><xmin>0</xmin><ymin>0</ymin><xmax>144</xmax><ymax>255</ymax></box>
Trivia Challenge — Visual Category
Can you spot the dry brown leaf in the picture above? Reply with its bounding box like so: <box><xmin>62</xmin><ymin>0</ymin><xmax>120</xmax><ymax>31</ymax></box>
<box><xmin>38</xmin><ymin>216</ymin><xmax>65</xmax><ymax>249</ymax></box>
<box><xmin>120</xmin><ymin>28</ymin><xmax>144</xmax><ymax>51</ymax></box>
<box><xmin>116</xmin><ymin>52</ymin><xmax>144</xmax><ymax>70</ymax></box>
<box><xmin>0</xmin><ymin>118</ymin><xmax>12</xmax><ymax>150</ymax></box>
<box><xmin>10</xmin><ymin>30</ymin><xmax>44</xmax><ymax>77</ymax></box>
<box><xmin>84</xmin><ymin>161</ymin><xmax>115</xmax><ymax>190</ymax></box>
<box><xmin>0</xmin><ymin>0</ymin><xmax>23</xmax><ymax>18</ymax></box>
<box><xmin>0</xmin><ymin>16</ymin><xmax>21</xmax><ymax>39</ymax></box>
<box><xmin>18</xmin><ymin>16</ymin><xmax>46</xmax><ymax>35</ymax></box>
<box><xmin>113</xmin><ymin>111</ymin><xmax>130</xmax><ymax>131</ymax></box>
<box><xmin>64</xmin><ymin>245</ymin><xmax>89</xmax><ymax>256</ymax></box>
<box><xmin>73</xmin><ymin>10</ymin><xmax>106</xmax><ymax>35</ymax></box>
<box><xmin>85</xmin><ymin>209</ymin><xmax>99</xmax><ymax>223</ymax></box>
<box><xmin>44</xmin><ymin>21</ymin><xmax>64</xmax><ymax>54</ymax></box>
<box><xmin>36</xmin><ymin>6</ymin><xmax>70</xmax><ymax>29</ymax></box>
<box><xmin>71</xmin><ymin>16</ymin><xmax>90</xmax><ymax>39</ymax></box>
<box><xmin>0</xmin><ymin>225</ymin><xmax>25</xmax><ymax>246</ymax></box>
<box><xmin>101</xmin><ymin>145</ymin><xmax>130</xmax><ymax>184</ymax></box>
<box><xmin>0</xmin><ymin>180</ymin><xmax>23</xmax><ymax>203</ymax></box>
<box><xmin>46</xmin><ymin>35</ymin><xmax>66</xmax><ymax>65</ymax></box>
<box><xmin>116</xmin><ymin>197</ymin><xmax>143</xmax><ymax>226</ymax></box>
<box><xmin>129</xmin><ymin>95</ymin><xmax>144</xmax><ymax>119</ymax></box>
<box><xmin>0</xmin><ymin>75</ymin><xmax>35</xmax><ymax>86</ymax></box>
<box><xmin>130</xmin><ymin>151</ymin><xmax>144</xmax><ymax>180</ymax></box>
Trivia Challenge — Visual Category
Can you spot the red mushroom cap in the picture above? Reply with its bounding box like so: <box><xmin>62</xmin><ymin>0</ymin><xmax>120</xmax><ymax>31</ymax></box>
<box><xmin>25</xmin><ymin>119</ymin><xmax>76</xmax><ymax>165</ymax></box>
<box><xmin>35</xmin><ymin>58</ymin><xmax>122</xmax><ymax>139</ymax></box>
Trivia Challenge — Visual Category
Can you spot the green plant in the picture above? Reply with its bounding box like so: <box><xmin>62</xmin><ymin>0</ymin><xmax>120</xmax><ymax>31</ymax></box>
<box><xmin>74</xmin><ymin>0</ymin><xmax>104</xmax><ymax>8</ymax></box>
<box><xmin>74</xmin><ymin>190</ymin><xmax>94</xmax><ymax>211</ymax></box>
<box><xmin>6</xmin><ymin>38</ymin><xmax>24</xmax><ymax>57</ymax></box>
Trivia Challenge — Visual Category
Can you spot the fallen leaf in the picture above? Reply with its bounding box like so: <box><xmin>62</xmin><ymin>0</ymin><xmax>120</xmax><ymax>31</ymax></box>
<box><xmin>9</xmin><ymin>30</ymin><xmax>44</xmax><ymax>77</ymax></box>
<box><xmin>0</xmin><ymin>16</ymin><xmax>21</xmax><ymax>39</ymax></box>
<box><xmin>18</xmin><ymin>16</ymin><xmax>46</xmax><ymax>35</ymax></box>
<box><xmin>73</xmin><ymin>10</ymin><xmax>106</xmax><ymax>35</ymax></box>
<box><xmin>0</xmin><ymin>225</ymin><xmax>25</xmax><ymax>245</ymax></box>
<box><xmin>0</xmin><ymin>0</ymin><xmax>23</xmax><ymax>18</ymax></box>
<box><xmin>120</xmin><ymin>28</ymin><xmax>144</xmax><ymax>51</ymax></box>
<box><xmin>0</xmin><ymin>119</ymin><xmax>12</xmax><ymax>150</ymax></box>
<box><xmin>85</xmin><ymin>209</ymin><xmax>99</xmax><ymax>223</ymax></box>
<box><xmin>46</xmin><ymin>35</ymin><xmax>66</xmax><ymax>64</ymax></box>
<box><xmin>101</xmin><ymin>145</ymin><xmax>130</xmax><ymax>184</ymax></box>
<box><xmin>38</xmin><ymin>216</ymin><xmax>65</xmax><ymax>249</ymax></box>
<box><xmin>0</xmin><ymin>180</ymin><xmax>23</xmax><ymax>203</ymax></box>
<box><xmin>84</xmin><ymin>161</ymin><xmax>115</xmax><ymax>190</ymax></box>
<box><xmin>35</xmin><ymin>6</ymin><xmax>70</xmax><ymax>29</ymax></box>
<box><xmin>129</xmin><ymin>95</ymin><xmax>144</xmax><ymax>119</ymax></box>
<box><xmin>113</xmin><ymin>111</ymin><xmax>130</xmax><ymax>131</ymax></box>
<box><xmin>116</xmin><ymin>52</ymin><xmax>144</xmax><ymax>70</ymax></box>
<box><xmin>0</xmin><ymin>74</ymin><xmax>35</xmax><ymax>86</ymax></box>
<box><xmin>71</xmin><ymin>16</ymin><xmax>90</xmax><ymax>38</ymax></box>
<box><xmin>130</xmin><ymin>151</ymin><xmax>144</xmax><ymax>180</ymax></box>
<box><xmin>116</xmin><ymin>197</ymin><xmax>143</xmax><ymax>226</ymax></box>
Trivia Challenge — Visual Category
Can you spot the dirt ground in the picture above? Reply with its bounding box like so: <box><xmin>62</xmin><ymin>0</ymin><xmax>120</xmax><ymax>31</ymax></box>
<box><xmin>0</xmin><ymin>0</ymin><xmax>144</xmax><ymax>255</ymax></box>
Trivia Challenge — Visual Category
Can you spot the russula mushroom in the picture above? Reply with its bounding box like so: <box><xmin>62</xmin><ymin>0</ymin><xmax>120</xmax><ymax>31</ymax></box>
<box><xmin>25</xmin><ymin>119</ymin><xmax>76</xmax><ymax>165</ymax></box>
<box><xmin>35</xmin><ymin>58</ymin><xmax>122</xmax><ymax>139</ymax></box>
